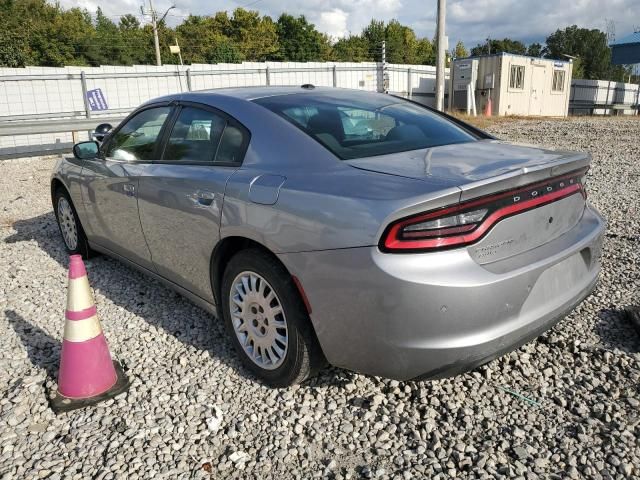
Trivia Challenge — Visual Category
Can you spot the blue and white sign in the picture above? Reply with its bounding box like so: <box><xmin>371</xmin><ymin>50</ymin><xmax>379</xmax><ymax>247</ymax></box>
<box><xmin>86</xmin><ymin>88</ymin><xmax>108</xmax><ymax>111</ymax></box>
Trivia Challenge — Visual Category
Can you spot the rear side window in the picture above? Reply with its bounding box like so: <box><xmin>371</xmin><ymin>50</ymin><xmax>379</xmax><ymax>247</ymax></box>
<box><xmin>216</xmin><ymin>125</ymin><xmax>246</xmax><ymax>164</ymax></box>
<box><xmin>254</xmin><ymin>94</ymin><xmax>476</xmax><ymax>160</ymax></box>
<box><xmin>106</xmin><ymin>107</ymin><xmax>170</xmax><ymax>161</ymax></box>
<box><xmin>162</xmin><ymin>106</ymin><xmax>249</xmax><ymax>165</ymax></box>
<box><xmin>163</xmin><ymin>107</ymin><xmax>226</xmax><ymax>163</ymax></box>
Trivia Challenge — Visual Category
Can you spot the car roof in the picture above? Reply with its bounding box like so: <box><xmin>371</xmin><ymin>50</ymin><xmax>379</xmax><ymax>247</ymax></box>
<box><xmin>159</xmin><ymin>86</ymin><xmax>400</xmax><ymax>105</ymax></box>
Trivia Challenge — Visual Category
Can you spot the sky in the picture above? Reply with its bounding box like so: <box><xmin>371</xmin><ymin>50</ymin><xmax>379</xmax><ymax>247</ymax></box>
<box><xmin>67</xmin><ymin>0</ymin><xmax>640</xmax><ymax>49</ymax></box>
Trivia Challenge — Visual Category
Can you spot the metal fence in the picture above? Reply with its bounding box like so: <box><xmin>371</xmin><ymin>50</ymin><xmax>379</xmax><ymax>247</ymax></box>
<box><xmin>0</xmin><ymin>62</ymin><xmax>448</xmax><ymax>158</ymax></box>
<box><xmin>569</xmin><ymin>79</ymin><xmax>640</xmax><ymax>115</ymax></box>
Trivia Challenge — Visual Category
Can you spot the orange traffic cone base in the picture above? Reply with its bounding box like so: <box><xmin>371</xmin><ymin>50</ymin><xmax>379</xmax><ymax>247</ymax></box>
<box><xmin>49</xmin><ymin>361</ymin><xmax>129</xmax><ymax>414</ymax></box>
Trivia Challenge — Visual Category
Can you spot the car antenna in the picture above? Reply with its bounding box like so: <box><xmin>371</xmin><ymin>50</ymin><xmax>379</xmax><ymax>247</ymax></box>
<box><xmin>301</xmin><ymin>84</ymin><xmax>315</xmax><ymax>90</ymax></box>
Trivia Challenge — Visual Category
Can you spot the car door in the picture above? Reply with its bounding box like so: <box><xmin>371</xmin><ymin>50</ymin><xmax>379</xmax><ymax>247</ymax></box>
<box><xmin>81</xmin><ymin>105</ymin><xmax>173</xmax><ymax>270</ymax></box>
<box><xmin>137</xmin><ymin>103</ymin><xmax>250</xmax><ymax>302</ymax></box>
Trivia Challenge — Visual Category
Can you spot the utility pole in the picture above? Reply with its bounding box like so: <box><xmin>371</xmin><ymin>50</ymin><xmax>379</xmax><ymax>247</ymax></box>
<box><xmin>435</xmin><ymin>0</ymin><xmax>446</xmax><ymax>111</ymax></box>
<box><xmin>142</xmin><ymin>0</ymin><xmax>175</xmax><ymax>66</ymax></box>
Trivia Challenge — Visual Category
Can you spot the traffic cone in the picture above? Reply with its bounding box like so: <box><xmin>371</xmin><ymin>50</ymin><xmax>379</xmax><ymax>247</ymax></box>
<box><xmin>484</xmin><ymin>97</ymin><xmax>493</xmax><ymax>117</ymax></box>
<box><xmin>49</xmin><ymin>255</ymin><xmax>129</xmax><ymax>413</ymax></box>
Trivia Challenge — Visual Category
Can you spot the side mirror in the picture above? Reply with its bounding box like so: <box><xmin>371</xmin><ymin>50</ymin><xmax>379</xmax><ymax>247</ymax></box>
<box><xmin>93</xmin><ymin>123</ymin><xmax>113</xmax><ymax>142</ymax></box>
<box><xmin>73</xmin><ymin>141</ymin><xmax>99</xmax><ymax>160</ymax></box>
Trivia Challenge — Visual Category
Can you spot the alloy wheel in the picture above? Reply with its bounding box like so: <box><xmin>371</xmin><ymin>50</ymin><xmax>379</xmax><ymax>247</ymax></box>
<box><xmin>57</xmin><ymin>196</ymin><xmax>78</xmax><ymax>251</ymax></box>
<box><xmin>229</xmin><ymin>271</ymin><xmax>288</xmax><ymax>370</ymax></box>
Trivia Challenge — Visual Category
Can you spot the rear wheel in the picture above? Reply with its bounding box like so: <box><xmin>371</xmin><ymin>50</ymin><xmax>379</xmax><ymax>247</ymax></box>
<box><xmin>54</xmin><ymin>188</ymin><xmax>93</xmax><ymax>259</ymax></box>
<box><xmin>221</xmin><ymin>249</ymin><xmax>323</xmax><ymax>386</ymax></box>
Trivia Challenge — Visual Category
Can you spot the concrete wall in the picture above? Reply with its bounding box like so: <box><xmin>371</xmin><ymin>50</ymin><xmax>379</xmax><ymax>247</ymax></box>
<box><xmin>0</xmin><ymin>62</ymin><xmax>450</xmax><ymax>157</ymax></box>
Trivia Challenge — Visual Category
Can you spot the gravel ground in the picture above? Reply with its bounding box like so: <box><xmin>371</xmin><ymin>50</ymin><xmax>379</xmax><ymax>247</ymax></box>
<box><xmin>1</xmin><ymin>117</ymin><xmax>639</xmax><ymax>480</ymax></box>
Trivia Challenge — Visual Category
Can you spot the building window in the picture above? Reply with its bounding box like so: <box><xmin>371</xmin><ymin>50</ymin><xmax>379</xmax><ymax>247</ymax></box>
<box><xmin>509</xmin><ymin>65</ymin><xmax>525</xmax><ymax>89</ymax></box>
<box><xmin>552</xmin><ymin>70</ymin><xmax>565</xmax><ymax>92</ymax></box>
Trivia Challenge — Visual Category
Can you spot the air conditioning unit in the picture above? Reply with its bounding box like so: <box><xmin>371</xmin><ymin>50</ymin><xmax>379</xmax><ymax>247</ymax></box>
<box><xmin>451</xmin><ymin>59</ymin><xmax>478</xmax><ymax>111</ymax></box>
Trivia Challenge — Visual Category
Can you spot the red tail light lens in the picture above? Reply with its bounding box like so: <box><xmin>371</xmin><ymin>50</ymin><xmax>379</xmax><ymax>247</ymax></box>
<box><xmin>380</xmin><ymin>168</ymin><xmax>587</xmax><ymax>253</ymax></box>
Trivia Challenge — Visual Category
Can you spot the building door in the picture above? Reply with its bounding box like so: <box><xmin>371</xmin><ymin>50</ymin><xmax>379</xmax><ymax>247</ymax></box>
<box><xmin>529</xmin><ymin>66</ymin><xmax>546</xmax><ymax>116</ymax></box>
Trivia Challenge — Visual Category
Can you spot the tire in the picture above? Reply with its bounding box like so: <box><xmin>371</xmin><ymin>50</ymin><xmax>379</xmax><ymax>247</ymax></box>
<box><xmin>221</xmin><ymin>249</ymin><xmax>324</xmax><ymax>387</ymax></box>
<box><xmin>53</xmin><ymin>187</ymin><xmax>93</xmax><ymax>259</ymax></box>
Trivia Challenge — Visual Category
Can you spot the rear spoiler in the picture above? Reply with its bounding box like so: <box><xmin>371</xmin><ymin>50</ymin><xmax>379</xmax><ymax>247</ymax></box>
<box><xmin>458</xmin><ymin>152</ymin><xmax>591</xmax><ymax>202</ymax></box>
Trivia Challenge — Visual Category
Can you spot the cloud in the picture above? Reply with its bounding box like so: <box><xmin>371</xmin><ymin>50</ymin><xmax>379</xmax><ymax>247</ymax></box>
<box><xmin>315</xmin><ymin>9</ymin><xmax>349</xmax><ymax>38</ymax></box>
<box><xmin>59</xmin><ymin>0</ymin><xmax>640</xmax><ymax>49</ymax></box>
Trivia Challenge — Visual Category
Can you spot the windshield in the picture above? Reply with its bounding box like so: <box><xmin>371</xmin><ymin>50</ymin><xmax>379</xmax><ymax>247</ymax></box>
<box><xmin>254</xmin><ymin>93</ymin><xmax>477</xmax><ymax>160</ymax></box>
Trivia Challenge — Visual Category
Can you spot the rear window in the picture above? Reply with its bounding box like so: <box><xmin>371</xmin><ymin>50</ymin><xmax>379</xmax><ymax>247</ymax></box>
<box><xmin>254</xmin><ymin>94</ymin><xmax>476</xmax><ymax>160</ymax></box>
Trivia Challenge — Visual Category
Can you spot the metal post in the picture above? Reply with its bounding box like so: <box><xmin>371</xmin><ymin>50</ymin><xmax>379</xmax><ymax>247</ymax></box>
<box><xmin>186</xmin><ymin>68</ymin><xmax>192</xmax><ymax>92</ymax></box>
<box><xmin>407</xmin><ymin>68</ymin><xmax>412</xmax><ymax>98</ymax></box>
<box><xmin>80</xmin><ymin>71</ymin><xmax>92</xmax><ymax>140</ymax></box>
<box><xmin>175</xmin><ymin>37</ymin><xmax>183</xmax><ymax>66</ymax></box>
<box><xmin>635</xmin><ymin>85</ymin><xmax>640</xmax><ymax>116</ymax></box>
<box><xmin>435</xmin><ymin>0</ymin><xmax>447</xmax><ymax>111</ymax></box>
<box><xmin>447</xmin><ymin>62</ymin><xmax>454</xmax><ymax>111</ymax></box>
<box><xmin>80</xmin><ymin>72</ymin><xmax>91</xmax><ymax>119</ymax></box>
<box><xmin>265</xmin><ymin>66</ymin><xmax>271</xmax><ymax>86</ymax></box>
<box><xmin>332</xmin><ymin>65</ymin><xmax>337</xmax><ymax>88</ymax></box>
<box><xmin>381</xmin><ymin>41</ymin><xmax>388</xmax><ymax>93</ymax></box>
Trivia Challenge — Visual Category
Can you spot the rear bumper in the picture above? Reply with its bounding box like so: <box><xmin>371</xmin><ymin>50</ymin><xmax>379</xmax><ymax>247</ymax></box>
<box><xmin>278</xmin><ymin>205</ymin><xmax>605</xmax><ymax>380</ymax></box>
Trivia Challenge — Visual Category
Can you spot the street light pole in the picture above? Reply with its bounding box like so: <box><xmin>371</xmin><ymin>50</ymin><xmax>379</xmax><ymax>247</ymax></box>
<box><xmin>435</xmin><ymin>0</ymin><xmax>447</xmax><ymax>111</ymax></box>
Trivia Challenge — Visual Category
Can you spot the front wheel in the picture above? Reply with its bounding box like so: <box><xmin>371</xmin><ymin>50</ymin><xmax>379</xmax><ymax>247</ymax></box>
<box><xmin>221</xmin><ymin>249</ymin><xmax>323</xmax><ymax>387</ymax></box>
<box><xmin>54</xmin><ymin>188</ymin><xmax>92</xmax><ymax>259</ymax></box>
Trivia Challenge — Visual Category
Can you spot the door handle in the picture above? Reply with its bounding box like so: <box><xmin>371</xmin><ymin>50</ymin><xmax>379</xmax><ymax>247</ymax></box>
<box><xmin>123</xmin><ymin>183</ymin><xmax>136</xmax><ymax>197</ymax></box>
<box><xmin>189</xmin><ymin>190</ymin><xmax>215</xmax><ymax>208</ymax></box>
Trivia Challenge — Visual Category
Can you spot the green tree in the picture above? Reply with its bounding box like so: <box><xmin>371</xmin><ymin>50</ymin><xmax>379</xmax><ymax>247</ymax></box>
<box><xmin>84</xmin><ymin>8</ymin><xmax>128</xmax><ymax>66</ymax></box>
<box><xmin>544</xmin><ymin>26</ymin><xmax>615</xmax><ymax>79</ymax></box>
<box><xmin>176</xmin><ymin>15</ymin><xmax>242</xmax><ymax>64</ymax></box>
<box><xmin>275</xmin><ymin>14</ymin><xmax>330</xmax><ymax>61</ymax></box>
<box><xmin>362</xmin><ymin>20</ymin><xmax>385</xmax><ymax>61</ymax></box>
<box><xmin>453</xmin><ymin>40</ymin><xmax>468</xmax><ymax>58</ymax></box>
<box><xmin>227</xmin><ymin>8</ymin><xmax>279</xmax><ymax>61</ymax></box>
<box><xmin>384</xmin><ymin>20</ymin><xmax>420</xmax><ymax>64</ymax></box>
<box><xmin>331</xmin><ymin>35</ymin><xmax>372</xmax><ymax>62</ymax></box>
<box><xmin>0</xmin><ymin>31</ymin><xmax>28</xmax><ymax>67</ymax></box>
<box><xmin>415</xmin><ymin>38</ymin><xmax>435</xmax><ymax>64</ymax></box>
<box><xmin>470</xmin><ymin>38</ymin><xmax>527</xmax><ymax>56</ymax></box>
<box><xmin>526</xmin><ymin>42</ymin><xmax>543</xmax><ymax>57</ymax></box>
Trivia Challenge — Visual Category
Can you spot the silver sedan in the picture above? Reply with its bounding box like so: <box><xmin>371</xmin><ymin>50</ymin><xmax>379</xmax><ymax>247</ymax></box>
<box><xmin>52</xmin><ymin>86</ymin><xmax>605</xmax><ymax>386</ymax></box>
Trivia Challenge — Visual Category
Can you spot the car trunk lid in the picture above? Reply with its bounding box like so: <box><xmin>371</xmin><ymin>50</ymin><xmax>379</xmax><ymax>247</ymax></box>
<box><xmin>347</xmin><ymin>140</ymin><xmax>589</xmax><ymax>192</ymax></box>
<box><xmin>367</xmin><ymin>140</ymin><xmax>591</xmax><ymax>262</ymax></box>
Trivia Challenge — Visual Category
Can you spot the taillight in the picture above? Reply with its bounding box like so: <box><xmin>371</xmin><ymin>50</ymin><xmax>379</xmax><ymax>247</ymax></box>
<box><xmin>380</xmin><ymin>168</ymin><xmax>587</xmax><ymax>253</ymax></box>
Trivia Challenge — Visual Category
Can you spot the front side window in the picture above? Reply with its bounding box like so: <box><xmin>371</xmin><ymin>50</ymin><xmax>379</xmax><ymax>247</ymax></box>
<box><xmin>255</xmin><ymin>94</ymin><xmax>476</xmax><ymax>160</ymax></box>
<box><xmin>509</xmin><ymin>65</ymin><xmax>525</xmax><ymax>89</ymax></box>
<box><xmin>552</xmin><ymin>70</ymin><xmax>565</xmax><ymax>92</ymax></box>
<box><xmin>163</xmin><ymin>107</ymin><xmax>226</xmax><ymax>163</ymax></box>
<box><xmin>106</xmin><ymin>107</ymin><xmax>170</xmax><ymax>161</ymax></box>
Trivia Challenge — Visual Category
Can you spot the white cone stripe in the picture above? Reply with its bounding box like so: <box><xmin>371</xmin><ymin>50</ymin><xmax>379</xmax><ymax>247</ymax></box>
<box><xmin>63</xmin><ymin>315</ymin><xmax>102</xmax><ymax>342</ymax></box>
<box><xmin>67</xmin><ymin>276</ymin><xmax>95</xmax><ymax>312</ymax></box>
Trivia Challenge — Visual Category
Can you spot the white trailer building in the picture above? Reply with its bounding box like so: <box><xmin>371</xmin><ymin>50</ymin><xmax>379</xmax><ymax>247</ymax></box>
<box><xmin>449</xmin><ymin>53</ymin><xmax>573</xmax><ymax>117</ymax></box>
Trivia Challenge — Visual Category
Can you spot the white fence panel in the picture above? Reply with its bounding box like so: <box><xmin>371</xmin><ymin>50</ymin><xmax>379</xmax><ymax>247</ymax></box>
<box><xmin>0</xmin><ymin>61</ymin><xmax>453</xmax><ymax>156</ymax></box>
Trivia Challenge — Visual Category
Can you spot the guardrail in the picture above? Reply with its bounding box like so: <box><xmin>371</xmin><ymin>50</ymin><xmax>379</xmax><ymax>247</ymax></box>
<box><xmin>0</xmin><ymin>116</ymin><xmax>126</xmax><ymax>136</ymax></box>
